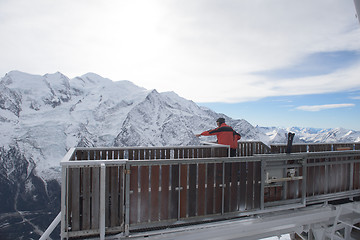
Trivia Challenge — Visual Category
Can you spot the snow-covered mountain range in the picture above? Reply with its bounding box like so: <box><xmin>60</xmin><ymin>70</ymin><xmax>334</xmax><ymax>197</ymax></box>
<box><xmin>0</xmin><ymin>70</ymin><xmax>359</xmax><ymax>239</ymax></box>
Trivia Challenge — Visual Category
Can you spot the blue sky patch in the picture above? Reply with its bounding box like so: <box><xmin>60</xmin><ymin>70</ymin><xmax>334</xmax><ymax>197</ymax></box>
<box><xmin>255</xmin><ymin>50</ymin><xmax>360</xmax><ymax>79</ymax></box>
<box><xmin>198</xmin><ymin>90</ymin><xmax>360</xmax><ymax>130</ymax></box>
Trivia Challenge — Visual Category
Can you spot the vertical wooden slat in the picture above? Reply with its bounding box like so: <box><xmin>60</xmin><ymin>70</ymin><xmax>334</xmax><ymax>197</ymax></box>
<box><xmin>170</xmin><ymin>164</ymin><xmax>179</xmax><ymax>219</ymax></box>
<box><xmin>246</xmin><ymin>162</ymin><xmax>254</xmax><ymax>210</ymax></box>
<box><xmin>206</xmin><ymin>163</ymin><xmax>215</xmax><ymax>214</ymax></box>
<box><xmin>105</xmin><ymin>167</ymin><xmax>111</xmax><ymax>227</ymax></box>
<box><xmin>253</xmin><ymin>161</ymin><xmax>261</xmax><ymax>209</ymax></box>
<box><xmin>224</xmin><ymin>162</ymin><xmax>231</xmax><ymax>213</ymax></box>
<box><xmin>82</xmin><ymin>168</ymin><xmax>91</xmax><ymax>230</ymax></box>
<box><xmin>354</xmin><ymin>161</ymin><xmax>360</xmax><ymax>189</ymax></box>
<box><xmin>129</xmin><ymin>164</ymin><xmax>138</xmax><ymax>224</ymax></box>
<box><xmin>306</xmin><ymin>159</ymin><xmax>314</xmax><ymax>196</ymax></box>
<box><xmin>119</xmin><ymin>166</ymin><xmax>124</xmax><ymax>227</ymax></box>
<box><xmin>139</xmin><ymin>165</ymin><xmax>149</xmax><ymax>223</ymax></box>
<box><xmin>150</xmin><ymin>165</ymin><xmax>160</xmax><ymax>221</ymax></box>
<box><xmin>239</xmin><ymin>162</ymin><xmax>247</xmax><ymax>211</ymax></box>
<box><xmin>188</xmin><ymin>164</ymin><xmax>197</xmax><ymax>217</ymax></box>
<box><xmin>180</xmin><ymin>164</ymin><xmax>188</xmax><ymax>218</ymax></box>
<box><xmin>110</xmin><ymin>167</ymin><xmax>120</xmax><ymax>227</ymax></box>
<box><xmin>214</xmin><ymin>163</ymin><xmax>222</xmax><ymax>214</ymax></box>
<box><xmin>230</xmin><ymin>162</ymin><xmax>239</xmax><ymax>211</ymax></box>
<box><xmin>71</xmin><ymin>168</ymin><xmax>80</xmax><ymax>231</ymax></box>
<box><xmin>197</xmin><ymin>163</ymin><xmax>206</xmax><ymax>216</ymax></box>
<box><xmin>91</xmin><ymin>167</ymin><xmax>100</xmax><ymax>229</ymax></box>
<box><xmin>160</xmin><ymin>165</ymin><xmax>170</xmax><ymax>220</ymax></box>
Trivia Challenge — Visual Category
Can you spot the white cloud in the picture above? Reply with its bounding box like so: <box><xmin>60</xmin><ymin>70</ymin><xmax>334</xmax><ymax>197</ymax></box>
<box><xmin>296</xmin><ymin>103</ymin><xmax>355</xmax><ymax>112</ymax></box>
<box><xmin>0</xmin><ymin>0</ymin><xmax>360</xmax><ymax>102</ymax></box>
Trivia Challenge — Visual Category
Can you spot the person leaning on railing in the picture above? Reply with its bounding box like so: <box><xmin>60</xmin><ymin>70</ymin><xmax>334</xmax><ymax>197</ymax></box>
<box><xmin>196</xmin><ymin>117</ymin><xmax>241</xmax><ymax>157</ymax></box>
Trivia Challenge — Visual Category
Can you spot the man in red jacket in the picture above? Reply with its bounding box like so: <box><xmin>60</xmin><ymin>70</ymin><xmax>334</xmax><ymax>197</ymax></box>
<box><xmin>196</xmin><ymin>118</ymin><xmax>241</xmax><ymax>157</ymax></box>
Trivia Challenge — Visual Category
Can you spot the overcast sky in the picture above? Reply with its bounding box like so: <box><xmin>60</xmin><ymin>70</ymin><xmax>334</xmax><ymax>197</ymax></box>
<box><xmin>1</xmin><ymin>0</ymin><xmax>360</xmax><ymax>129</ymax></box>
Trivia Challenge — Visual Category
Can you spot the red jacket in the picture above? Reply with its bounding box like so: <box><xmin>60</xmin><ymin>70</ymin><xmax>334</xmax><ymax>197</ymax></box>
<box><xmin>200</xmin><ymin>123</ymin><xmax>241</xmax><ymax>149</ymax></box>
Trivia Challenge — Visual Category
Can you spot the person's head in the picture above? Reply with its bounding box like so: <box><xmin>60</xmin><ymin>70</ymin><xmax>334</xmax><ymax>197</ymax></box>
<box><xmin>216</xmin><ymin>117</ymin><xmax>225</xmax><ymax>126</ymax></box>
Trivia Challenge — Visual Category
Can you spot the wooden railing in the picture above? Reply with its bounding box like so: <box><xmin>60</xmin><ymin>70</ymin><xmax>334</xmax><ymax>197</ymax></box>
<box><xmin>60</xmin><ymin>142</ymin><xmax>360</xmax><ymax>239</ymax></box>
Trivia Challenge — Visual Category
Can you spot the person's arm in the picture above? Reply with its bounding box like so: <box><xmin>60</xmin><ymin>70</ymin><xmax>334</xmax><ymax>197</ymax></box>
<box><xmin>196</xmin><ymin>129</ymin><xmax>216</xmax><ymax>137</ymax></box>
<box><xmin>234</xmin><ymin>132</ymin><xmax>241</xmax><ymax>141</ymax></box>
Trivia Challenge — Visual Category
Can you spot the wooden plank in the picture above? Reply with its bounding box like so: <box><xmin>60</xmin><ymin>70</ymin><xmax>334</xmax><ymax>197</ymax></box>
<box><xmin>354</xmin><ymin>162</ymin><xmax>360</xmax><ymax>189</ymax></box>
<box><xmin>214</xmin><ymin>163</ymin><xmax>222</xmax><ymax>214</ymax></box>
<box><xmin>117</xmin><ymin>166</ymin><xmax>124</xmax><ymax>228</ymax></box>
<box><xmin>306</xmin><ymin>159</ymin><xmax>315</xmax><ymax>197</ymax></box>
<box><xmin>188</xmin><ymin>164</ymin><xmax>197</xmax><ymax>217</ymax></box>
<box><xmin>180</xmin><ymin>164</ymin><xmax>188</xmax><ymax>218</ymax></box>
<box><xmin>82</xmin><ymin>168</ymin><xmax>91</xmax><ymax>230</ymax></box>
<box><xmin>110</xmin><ymin>167</ymin><xmax>120</xmax><ymax>227</ymax></box>
<box><xmin>91</xmin><ymin>167</ymin><xmax>100</xmax><ymax>229</ymax></box>
<box><xmin>160</xmin><ymin>165</ymin><xmax>170</xmax><ymax>220</ymax></box>
<box><xmin>139</xmin><ymin>165</ymin><xmax>149</xmax><ymax>223</ymax></box>
<box><xmin>102</xmin><ymin>150</ymin><xmax>108</xmax><ymax>160</ymax></box>
<box><xmin>71</xmin><ymin>168</ymin><xmax>80</xmax><ymax>231</ymax></box>
<box><xmin>224</xmin><ymin>163</ymin><xmax>231</xmax><ymax>213</ymax></box>
<box><xmin>239</xmin><ymin>162</ymin><xmax>247</xmax><ymax>211</ymax></box>
<box><xmin>318</xmin><ymin>159</ymin><xmax>326</xmax><ymax>195</ymax></box>
<box><xmin>129</xmin><ymin>165</ymin><xmax>138</xmax><ymax>224</ymax></box>
<box><xmin>150</xmin><ymin>165</ymin><xmax>160</xmax><ymax>221</ymax></box>
<box><xmin>197</xmin><ymin>163</ymin><xmax>206</xmax><ymax>216</ymax></box>
<box><xmin>89</xmin><ymin>150</ymin><xmax>95</xmax><ymax>160</ymax></box>
<box><xmin>253</xmin><ymin>161</ymin><xmax>261</xmax><ymax>209</ymax></box>
<box><xmin>206</xmin><ymin>163</ymin><xmax>215</xmax><ymax>214</ymax></box>
<box><xmin>246</xmin><ymin>162</ymin><xmax>254</xmax><ymax>210</ymax></box>
<box><xmin>170</xmin><ymin>164</ymin><xmax>179</xmax><ymax>219</ymax></box>
<box><xmin>230</xmin><ymin>162</ymin><xmax>239</xmax><ymax>211</ymax></box>
<box><xmin>105</xmin><ymin>167</ymin><xmax>111</xmax><ymax>227</ymax></box>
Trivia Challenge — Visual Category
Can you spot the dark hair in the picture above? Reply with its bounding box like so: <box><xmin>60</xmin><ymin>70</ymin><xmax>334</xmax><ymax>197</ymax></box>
<box><xmin>216</xmin><ymin>118</ymin><xmax>225</xmax><ymax>124</ymax></box>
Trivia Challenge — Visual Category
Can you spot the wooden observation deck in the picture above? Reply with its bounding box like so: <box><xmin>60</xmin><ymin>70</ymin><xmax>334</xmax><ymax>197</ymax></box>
<box><xmin>56</xmin><ymin>142</ymin><xmax>360</xmax><ymax>240</ymax></box>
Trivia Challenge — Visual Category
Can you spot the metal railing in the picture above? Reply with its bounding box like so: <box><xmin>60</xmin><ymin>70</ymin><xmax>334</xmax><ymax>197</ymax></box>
<box><xmin>271</xmin><ymin>142</ymin><xmax>360</xmax><ymax>153</ymax></box>
<box><xmin>58</xmin><ymin>143</ymin><xmax>360</xmax><ymax>239</ymax></box>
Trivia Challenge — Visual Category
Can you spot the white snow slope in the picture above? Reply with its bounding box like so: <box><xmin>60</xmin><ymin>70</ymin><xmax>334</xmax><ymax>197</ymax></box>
<box><xmin>1</xmin><ymin>70</ymin><xmax>359</xmax><ymax>182</ymax></box>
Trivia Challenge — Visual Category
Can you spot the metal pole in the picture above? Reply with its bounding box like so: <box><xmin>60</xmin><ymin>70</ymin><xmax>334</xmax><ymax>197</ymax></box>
<box><xmin>60</xmin><ymin>165</ymin><xmax>67</xmax><ymax>239</ymax></box>
<box><xmin>100</xmin><ymin>163</ymin><xmax>106</xmax><ymax>240</ymax></box>
<box><xmin>39</xmin><ymin>212</ymin><xmax>61</xmax><ymax>240</ymax></box>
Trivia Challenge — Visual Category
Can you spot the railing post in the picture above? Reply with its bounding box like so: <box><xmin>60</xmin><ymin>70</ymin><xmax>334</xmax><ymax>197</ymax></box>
<box><xmin>99</xmin><ymin>163</ymin><xmax>106</xmax><ymax>240</ymax></box>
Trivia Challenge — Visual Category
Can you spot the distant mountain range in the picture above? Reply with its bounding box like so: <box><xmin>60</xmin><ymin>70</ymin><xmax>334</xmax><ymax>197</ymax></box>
<box><xmin>0</xmin><ymin>70</ymin><xmax>359</xmax><ymax>239</ymax></box>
